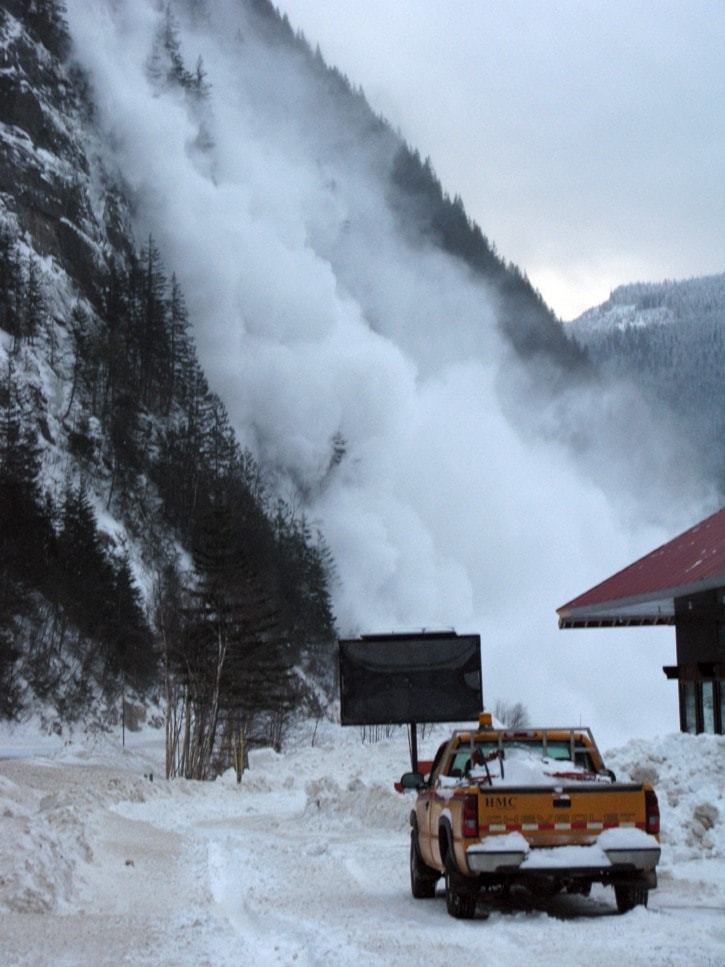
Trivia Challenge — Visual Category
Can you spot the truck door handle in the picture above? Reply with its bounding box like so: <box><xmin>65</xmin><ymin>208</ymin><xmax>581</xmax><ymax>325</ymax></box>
<box><xmin>553</xmin><ymin>797</ymin><xmax>571</xmax><ymax>809</ymax></box>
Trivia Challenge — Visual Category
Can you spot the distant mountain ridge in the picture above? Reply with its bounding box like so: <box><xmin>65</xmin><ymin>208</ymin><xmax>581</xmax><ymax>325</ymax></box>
<box><xmin>569</xmin><ymin>273</ymin><xmax>725</xmax><ymax>333</ymax></box>
<box><xmin>568</xmin><ymin>273</ymin><xmax>725</xmax><ymax>492</ymax></box>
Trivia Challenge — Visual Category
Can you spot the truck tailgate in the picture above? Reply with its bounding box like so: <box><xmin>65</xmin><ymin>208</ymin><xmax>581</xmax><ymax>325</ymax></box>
<box><xmin>476</xmin><ymin>783</ymin><xmax>652</xmax><ymax>847</ymax></box>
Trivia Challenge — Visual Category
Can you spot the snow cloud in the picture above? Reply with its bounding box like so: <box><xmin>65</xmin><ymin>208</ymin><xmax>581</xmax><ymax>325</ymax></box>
<box><xmin>65</xmin><ymin>0</ymin><xmax>715</xmax><ymax>747</ymax></box>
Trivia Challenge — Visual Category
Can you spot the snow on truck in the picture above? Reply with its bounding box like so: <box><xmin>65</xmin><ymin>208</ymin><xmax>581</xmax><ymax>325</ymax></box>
<box><xmin>400</xmin><ymin>713</ymin><xmax>661</xmax><ymax>919</ymax></box>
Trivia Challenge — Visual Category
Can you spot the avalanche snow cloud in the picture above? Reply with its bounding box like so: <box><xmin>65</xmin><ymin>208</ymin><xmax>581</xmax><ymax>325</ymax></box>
<box><xmin>64</xmin><ymin>0</ymin><xmax>714</xmax><ymax>745</ymax></box>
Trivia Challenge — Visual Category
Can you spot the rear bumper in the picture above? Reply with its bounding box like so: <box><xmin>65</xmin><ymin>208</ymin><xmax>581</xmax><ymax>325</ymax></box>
<box><xmin>466</xmin><ymin>844</ymin><xmax>660</xmax><ymax>876</ymax></box>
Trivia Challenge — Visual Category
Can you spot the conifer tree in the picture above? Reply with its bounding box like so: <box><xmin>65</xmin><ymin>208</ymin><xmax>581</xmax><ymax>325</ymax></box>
<box><xmin>109</xmin><ymin>553</ymin><xmax>155</xmax><ymax>688</ymax></box>
<box><xmin>165</xmin><ymin>273</ymin><xmax>192</xmax><ymax>412</ymax></box>
<box><xmin>20</xmin><ymin>256</ymin><xmax>44</xmax><ymax>346</ymax></box>
<box><xmin>64</xmin><ymin>303</ymin><xmax>102</xmax><ymax>419</ymax></box>
<box><xmin>135</xmin><ymin>236</ymin><xmax>170</xmax><ymax>407</ymax></box>
<box><xmin>98</xmin><ymin>261</ymin><xmax>134</xmax><ymax>417</ymax></box>
<box><xmin>0</xmin><ymin>360</ymin><xmax>47</xmax><ymax>588</ymax></box>
<box><xmin>0</xmin><ymin>226</ymin><xmax>22</xmax><ymax>337</ymax></box>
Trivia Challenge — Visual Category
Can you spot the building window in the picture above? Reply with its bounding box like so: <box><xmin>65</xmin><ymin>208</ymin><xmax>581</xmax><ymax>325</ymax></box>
<box><xmin>681</xmin><ymin>681</ymin><xmax>697</xmax><ymax>733</ymax></box>
<box><xmin>702</xmin><ymin>681</ymin><xmax>715</xmax><ymax>733</ymax></box>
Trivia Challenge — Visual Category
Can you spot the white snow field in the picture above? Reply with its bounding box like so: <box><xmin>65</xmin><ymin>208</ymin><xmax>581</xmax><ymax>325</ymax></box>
<box><xmin>0</xmin><ymin>719</ymin><xmax>723</xmax><ymax>966</ymax></box>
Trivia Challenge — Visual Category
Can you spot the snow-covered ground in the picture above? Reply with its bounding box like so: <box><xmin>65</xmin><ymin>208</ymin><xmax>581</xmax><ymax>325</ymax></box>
<box><xmin>0</xmin><ymin>718</ymin><xmax>723</xmax><ymax>966</ymax></box>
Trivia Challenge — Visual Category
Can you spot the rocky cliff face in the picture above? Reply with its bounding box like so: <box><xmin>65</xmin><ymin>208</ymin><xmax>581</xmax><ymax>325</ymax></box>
<box><xmin>0</xmin><ymin>5</ymin><xmax>137</xmax><ymax>719</ymax></box>
<box><xmin>0</xmin><ymin>3</ymin><xmax>337</xmax><ymax>730</ymax></box>
<box><xmin>0</xmin><ymin>3</ymin><xmax>132</xmax><ymax>295</ymax></box>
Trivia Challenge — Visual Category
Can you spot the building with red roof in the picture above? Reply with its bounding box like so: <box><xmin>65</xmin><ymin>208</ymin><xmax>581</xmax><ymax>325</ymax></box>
<box><xmin>557</xmin><ymin>508</ymin><xmax>725</xmax><ymax>734</ymax></box>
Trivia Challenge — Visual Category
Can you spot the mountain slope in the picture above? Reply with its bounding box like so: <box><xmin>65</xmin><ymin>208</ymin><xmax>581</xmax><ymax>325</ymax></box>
<box><xmin>0</xmin><ymin>0</ymin><xmax>337</xmax><ymax>751</ymax></box>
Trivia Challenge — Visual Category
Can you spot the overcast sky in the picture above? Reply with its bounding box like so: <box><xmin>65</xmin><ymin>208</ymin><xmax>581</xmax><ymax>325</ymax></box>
<box><xmin>275</xmin><ymin>0</ymin><xmax>724</xmax><ymax>320</ymax></box>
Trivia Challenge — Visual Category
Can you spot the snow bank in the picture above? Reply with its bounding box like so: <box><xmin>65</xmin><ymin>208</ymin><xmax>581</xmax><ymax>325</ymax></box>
<box><xmin>0</xmin><ymin>721</ymin><xmax>723</xmax><ymax>965</ymax></box>
<box><xmin>606</xmin><ymin>732</ymin><xmax>725</xmax><ymax>865</ymax></box>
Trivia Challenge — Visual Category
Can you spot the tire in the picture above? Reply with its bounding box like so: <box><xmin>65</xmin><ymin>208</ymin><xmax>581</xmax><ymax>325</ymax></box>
<box><xmin>410</xmin><ymin>833</ymin><xmax>438</xmax><ymax>899</ymax></box>
<box><xmin>444</xmin><ymin>850</ymin><xmax>477</xmax><ymax>919</ymax></box>
<box><xmin>614</xmin><ymin>883</ymin><xmax>649</xmax><ymax>913</ymax></box>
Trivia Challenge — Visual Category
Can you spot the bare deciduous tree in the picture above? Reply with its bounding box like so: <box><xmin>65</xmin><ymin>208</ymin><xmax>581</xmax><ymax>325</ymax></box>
<box><xmin>493</xmin><ymin>699</ymin><xmax>530</xmax><ymax>730</ymax></box>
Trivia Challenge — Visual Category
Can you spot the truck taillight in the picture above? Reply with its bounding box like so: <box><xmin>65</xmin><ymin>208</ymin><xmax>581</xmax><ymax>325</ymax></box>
<box><xmin>462</xmin><ymin>794</ymin><xmax>478</xmax><ymax>838</ymax></box>
<box><xmin>645</xmin><ymin>789</ymin><xmax>660</xmax><ymax>836</ymax></box>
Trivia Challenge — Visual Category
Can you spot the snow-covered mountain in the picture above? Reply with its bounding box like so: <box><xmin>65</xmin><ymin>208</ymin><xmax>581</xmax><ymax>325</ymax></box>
<box><xmin>0</xmin><ymin>0</ymin><xmax>721</xmax><ymax>744</ymax></box>
<box><xmin>569</xmin><ymin>274</ymin><xmax>725</xmax><ymax>336</ymax></box>
<box><xmin>568</xmin><ymin>274</ymin><xmax>725</xmax><ymax>494</ymax></box>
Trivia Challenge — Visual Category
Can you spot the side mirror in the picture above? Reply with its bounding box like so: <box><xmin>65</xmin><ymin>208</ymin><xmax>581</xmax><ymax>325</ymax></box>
<box><xmin>399</xmin><ymin>771</ymin><xmax>425</xmax><ymax>790</ymax></box>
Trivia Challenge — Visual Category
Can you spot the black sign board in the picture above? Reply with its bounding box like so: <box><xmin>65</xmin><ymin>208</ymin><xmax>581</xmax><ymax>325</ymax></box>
<box><xmin>338</xmin><ymin>631</ymin><xmax>482</xmax><ymax>726</ymax></box>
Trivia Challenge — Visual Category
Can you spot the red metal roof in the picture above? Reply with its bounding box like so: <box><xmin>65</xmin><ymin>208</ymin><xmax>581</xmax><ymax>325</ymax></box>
<box><xmin>557</xmin><ymin>508</ymin><xmax>725</xmax><ymax>627</ymax></box>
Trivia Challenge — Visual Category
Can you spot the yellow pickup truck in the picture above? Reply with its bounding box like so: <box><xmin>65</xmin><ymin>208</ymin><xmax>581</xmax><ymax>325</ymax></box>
<box><xmin>400</xmin><ymin>713</ymin><xmax>661</xmax><ymax>919</ymax></box>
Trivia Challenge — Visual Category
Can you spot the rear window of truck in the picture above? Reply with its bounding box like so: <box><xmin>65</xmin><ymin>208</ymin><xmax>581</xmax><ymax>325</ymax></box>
<box><xmin>447</xmin><ymin>740</ymin><xmax>595</xmax><ymax>777</ymax></box>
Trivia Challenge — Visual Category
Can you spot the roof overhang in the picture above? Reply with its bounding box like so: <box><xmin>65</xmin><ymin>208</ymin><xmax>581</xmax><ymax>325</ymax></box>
<box><xmin>557</xmin><ymin>576</ymin><xmax>724</xmax><ymax>629</ymax></box>
<box><xmin>557</xmin><ymin>508</ymin><xmax>725</xmax><ymax>630</ymax></box>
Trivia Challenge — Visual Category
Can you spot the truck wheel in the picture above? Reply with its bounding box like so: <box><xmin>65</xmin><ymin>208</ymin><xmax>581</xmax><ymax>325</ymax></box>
<box><xmin>444</xmin><ymin>852</ymin><xmax>477</xmax><ymax>919</ymax></box>
<box><xmin>410</xmin><ymin>834</ymin><xmax>438</xmax><ymax>898</ymax></box>
<box><xmin>614</xmin><ymin>883</ymin><xmax>648</xmax><ymax>913</ymax></box>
